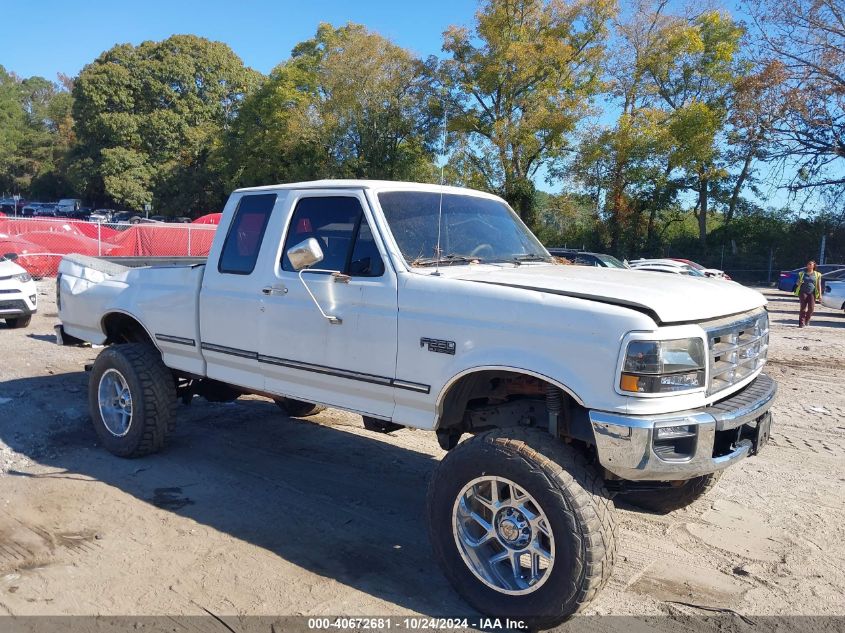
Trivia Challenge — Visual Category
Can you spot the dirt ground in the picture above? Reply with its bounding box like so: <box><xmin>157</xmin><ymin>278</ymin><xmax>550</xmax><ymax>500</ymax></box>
<box><xmin>0</xmin><ymin>280</ymin><xmax>843</xmax><ymax>631</ymax></box>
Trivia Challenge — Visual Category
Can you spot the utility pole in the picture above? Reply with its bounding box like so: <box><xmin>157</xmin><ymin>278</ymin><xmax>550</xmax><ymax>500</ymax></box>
<box><xmin>819</xmin><ymin>234</ymin><xmax>826</xmax><ymax>265</ymax></box>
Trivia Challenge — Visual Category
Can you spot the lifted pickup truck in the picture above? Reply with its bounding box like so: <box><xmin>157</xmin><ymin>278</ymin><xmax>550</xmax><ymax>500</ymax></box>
<box><xmin>57</xmin><ymin>180</ymin><xmax>776</xmax><ymax>627</ymax></box>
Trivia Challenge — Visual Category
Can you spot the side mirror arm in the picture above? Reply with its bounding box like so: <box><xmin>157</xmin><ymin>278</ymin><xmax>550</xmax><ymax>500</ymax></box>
<box><xmin>298</xmin><ymin>269</ymin><xmax>343</xmax><ymax>325</ymax></box>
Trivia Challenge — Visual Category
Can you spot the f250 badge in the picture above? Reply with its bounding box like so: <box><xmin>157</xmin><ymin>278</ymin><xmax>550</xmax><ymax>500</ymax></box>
<box><xmin>420</xmin><ymin>337</ymin><xmax>456</xmax><ymax>355</ymax></box>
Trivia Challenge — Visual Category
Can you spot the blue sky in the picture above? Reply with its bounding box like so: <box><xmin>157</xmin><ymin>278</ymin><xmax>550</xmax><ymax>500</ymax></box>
<box><xmin>3</xmin><ymin>0</ymin><xmax>478</xmax><ymax>78</ymax></box>
<box><xmin>3</xmin><ymin>0</ymin><xmax>800</xmax><ymax>208</ymax></box>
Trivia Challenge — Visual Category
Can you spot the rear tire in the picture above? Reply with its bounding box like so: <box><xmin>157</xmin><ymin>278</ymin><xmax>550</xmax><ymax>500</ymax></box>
<box><xmin>275</xmin><ymin>398</ymin><xmax>326</xmax><ymax>417</ymax></box>
<box><xmin>617</xmin><ymin>472</ymin><xmax>722</xmax><ymax>514</ymax></box>
<box><xmin>5</xmin><ymin>315</ymin><xmax>31</xmax><ymax>328</ymax></box>
<box><xmin>427</xmin><ymin>428</ymin><xmax>616</xmax><ymax>629</ymax></box>
<box><xmin>88</xmin><ymin>343</ymin><xmax>176</xmax><ymax>457</ymax></box>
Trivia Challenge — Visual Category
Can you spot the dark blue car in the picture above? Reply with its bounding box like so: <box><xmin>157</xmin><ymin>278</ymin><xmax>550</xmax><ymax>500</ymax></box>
<box><xmin>778</xmin><ymin>264</ymin><xmax>845</xmax><ymax>292</ymax></box>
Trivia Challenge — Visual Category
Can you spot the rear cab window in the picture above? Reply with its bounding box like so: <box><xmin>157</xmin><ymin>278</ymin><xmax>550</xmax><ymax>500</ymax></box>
<box><xmin>218</xmin><ymin>194</ymin><xmax>277</xmax><ymax>275</ymax></box>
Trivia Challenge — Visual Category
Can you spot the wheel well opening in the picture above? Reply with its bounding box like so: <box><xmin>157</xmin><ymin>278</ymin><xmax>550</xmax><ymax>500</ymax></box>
<box><xmin>102</xmin><ymin>313</ymin><xmax>154</xmax><ymax>346</ymax></box>
<box><xmin>436</xmin><ymin>370</ymin><xmax>593</xmax><ymax>446</ymax></box>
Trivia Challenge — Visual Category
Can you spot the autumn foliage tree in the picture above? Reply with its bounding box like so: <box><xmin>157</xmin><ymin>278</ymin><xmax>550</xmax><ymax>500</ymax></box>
<box><xmin>441</xmin><ymin>0</ymin><xmax>615</xmax><ymax>227</ymax></box>
<box><xmin>747</xmin><ymin>0</ymin><xmax>845</xmax><ymax>204</ymax></box>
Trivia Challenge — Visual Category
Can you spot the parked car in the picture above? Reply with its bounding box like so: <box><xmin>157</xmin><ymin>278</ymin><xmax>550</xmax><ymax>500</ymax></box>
<box><xmin>33</xmin><ymin>204</ymin><xmax>58</xmax><ymax>217</ymax></box>
<box><xmin>56</xmin><ymin>179</ymin><xmax>775</xmax><ymax>627</ymax></box>
<box><xmin>778</xmin><ymin>264</ymin><xmax>845</xmax><ymax>292</ymax></box>
<box><xmin>546</xmin><ymin>248</ymin><xmax>628</xmax><ymax>268</ymax></box>
<box><xmin>88</xmin><ymin>209</ymin><xmax>114</xmax><ymax>223</ymax></box>
<box><xmin>21</xmin><ymin>203</ymin><xmax>41</xmax><ymax>217</ymax></box>
<box><xmin>63</xmin><ymin>207</ymin><xmax>93</xmax><ymax>221</ymax></box>
<box><xmin>822</xmin><ymin>268</ymin><xmax>845</xmax><ymax>284</ymax></box>
<box><xmin>55</xmin><ymin>198</ymin><xmax>82</xmax><ymax>216</ymax></box>
<box><xmin>0</xmin><ymin>198</ymin><xmax>26</xmax><ymax>215</ymax></box>
<box><xmin>670</xmin><ymin>258</ymin><xmax>731</xmax><ymax>280</ymax></box>
<box><xmin>20</xmin><ymin>202</ymin><xmax>53</xmax><ymax>217</ymax></box>
<box><xmin>821</xmin><ymin>279</ymin><xmax>845</xmax><ymax>312</ymax></box>
<box><xmin>0</xmin><ymin>252</ymin><xmax>37</xmax><ymax>328</ymax></box>
<box><xmin>629</xmin><ymin>258</ymin><xmax>706</xmax><ymax>276</ymax></box>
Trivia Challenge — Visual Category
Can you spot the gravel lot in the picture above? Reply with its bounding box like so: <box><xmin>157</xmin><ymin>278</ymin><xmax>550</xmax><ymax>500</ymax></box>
<box><xmin>0</xmin><ymin>280</ymin><xmax>843</xmax><ymax>630</ymax></box>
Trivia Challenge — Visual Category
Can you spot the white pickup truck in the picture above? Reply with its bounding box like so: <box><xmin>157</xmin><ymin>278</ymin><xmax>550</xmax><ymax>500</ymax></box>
<box><xmin>57</xmin><ymin>180</ymin><xmax>776</xmax><ymax>627</ymax></box>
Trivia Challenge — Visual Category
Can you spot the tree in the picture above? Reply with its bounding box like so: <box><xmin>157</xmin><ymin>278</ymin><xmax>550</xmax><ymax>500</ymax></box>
<box><xmin>722</xmin><ymin>60</ymin><xmax>787</xmax><ymax>224</ymax></box>
<box><xmin>227</xmin><ymin>23</ymin><xmax>440</xmax><ymax>188</ymax></box>
<box><xmin>222</xmin><ymin>61</ymin><xmax>326</xmax><ymax>188</ymax></box>
<box><xmin>0</xmin><ymin>66</ymin><xmax>28</xmax><ymax>194</ymax></box>
<box><xmin>0</xmin><ymin>66</ymin><xmax>73</xmax><ymax>197</ymax></box>
<box><xmin>639</xmin><ymin>9</ymin><xmax>745</xmax><ymax>249</ymax></box>
<box><xmin>294</xmin><ymin>23</ymin><xmax>441</xmax><ymax>180</ymax></box>
<box><xmin>573</xmin><ymin>0</ymin><xmax>679</xmax><ymax>256</ymax></box>
<box><xmin>573</xmin><ymin>3</ymin><xmax>745</xmax><ymax>256</ymax></box>
<box><xmin>747</xmin><ymin>0</ymin><xmax>845</xmax><ymax>205</ymax></box>
<box><xmin>441</xmin><ymin>0</ymin><xmax>615</xmax><ymax>227</ymax></box>
<box><xmin>70</xmin><ymin>35</ymin><xmax>260</xmax><ymax>213</ymax></box>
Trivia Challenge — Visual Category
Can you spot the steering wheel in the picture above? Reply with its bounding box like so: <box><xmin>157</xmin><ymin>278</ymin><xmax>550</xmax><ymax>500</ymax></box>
<box><xmin>470</xmin><ymin>243</ymin><xmax>494</xmax><ymax>258</ymax></box>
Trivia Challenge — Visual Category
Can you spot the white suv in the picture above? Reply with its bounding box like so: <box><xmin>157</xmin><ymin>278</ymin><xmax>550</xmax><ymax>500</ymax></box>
<box><xmin>0</xmin><ymin>253</ymin><xmax>37</xmax><ymax>328</ymax></box>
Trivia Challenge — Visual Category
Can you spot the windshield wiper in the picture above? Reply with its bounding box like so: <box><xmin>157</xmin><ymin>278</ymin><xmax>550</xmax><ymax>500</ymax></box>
<box><xmin>514</xmin><ymin>253</ymin><xmax>549</xmax><ymax>261</ymax></box>
<box><xmin>411</xmin><ymin>254</ymin><xmax>480</xmax><ymax>267</ymax></box>
<box><xmin>494</xmin><ymin>253</ymin><xmax>551</xmax><ymax>265</ymax></box>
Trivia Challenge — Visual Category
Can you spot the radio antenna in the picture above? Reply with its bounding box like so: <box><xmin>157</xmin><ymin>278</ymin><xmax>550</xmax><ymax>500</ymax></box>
<box><xmin>434</xmin><ymin>97</ymin><xmax>448</xmax><ymax>276</ymax></box>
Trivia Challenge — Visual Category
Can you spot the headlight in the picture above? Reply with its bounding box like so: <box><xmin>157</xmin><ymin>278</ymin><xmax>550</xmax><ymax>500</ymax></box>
<box><xmin>13</xmin><ymin>272</ymin><xmax>32</xmax><ymax>283</ymax></box>
<box><xmin>620</xmin><ymin>338</ymin><xmax>705</xmax><ymax>394</ymax></box>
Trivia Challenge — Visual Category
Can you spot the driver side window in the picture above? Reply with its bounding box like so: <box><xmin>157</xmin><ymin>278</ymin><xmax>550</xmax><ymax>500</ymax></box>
<box><xmin>281</xmin><ymin>196</ymin><xmax>385</xmax><ymax>277</ymax></box>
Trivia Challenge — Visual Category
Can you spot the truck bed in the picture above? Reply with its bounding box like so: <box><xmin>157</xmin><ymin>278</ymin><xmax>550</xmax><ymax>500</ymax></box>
<box><xmin>58</xmin><ymin>253</ymin><xmax>207</xmax><ymax>376</ymax></box>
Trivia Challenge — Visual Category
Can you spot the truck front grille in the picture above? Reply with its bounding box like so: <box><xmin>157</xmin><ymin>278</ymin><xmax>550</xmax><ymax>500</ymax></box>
<box><xmin>705</xmin><ymin>309</ymin><xmax>769</xmax><ymax>396</ymax></box>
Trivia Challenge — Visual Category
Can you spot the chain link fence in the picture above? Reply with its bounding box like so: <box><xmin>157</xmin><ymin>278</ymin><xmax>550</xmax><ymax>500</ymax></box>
<box><xmin>659</xmin><ymin>234</ymin><xmax>844</xmax><ymax>284</ymax></box>
<box><xmin>0</xmin><ymin>217</ymin><xmax>218</xmax><ymax>277</ymax></box>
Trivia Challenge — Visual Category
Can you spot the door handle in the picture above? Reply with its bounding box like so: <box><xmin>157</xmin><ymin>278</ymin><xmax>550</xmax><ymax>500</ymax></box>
<box><xmin>262</xmin><ymin>285</ymin><xmax>288</xmax><ymax>296</ymax></box>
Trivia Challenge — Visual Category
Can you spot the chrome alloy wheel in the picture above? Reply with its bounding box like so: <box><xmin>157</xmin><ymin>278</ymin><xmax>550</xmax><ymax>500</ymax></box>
<box><xmin>98</xmin><ymin>368</ymin><xmax>133</xmax><ymax>437</ymax></box>
<box><xmin>452</xmin><ymin>476</ymin><xmax>555</xmax><ymax>595</ymax></box>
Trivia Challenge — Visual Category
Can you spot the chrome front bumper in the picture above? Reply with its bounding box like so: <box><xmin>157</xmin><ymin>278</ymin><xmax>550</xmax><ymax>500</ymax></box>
<box><xmin>590</xmin><ymin>374</ymin><xmax>777</xmax><ymax>481</ymax></box>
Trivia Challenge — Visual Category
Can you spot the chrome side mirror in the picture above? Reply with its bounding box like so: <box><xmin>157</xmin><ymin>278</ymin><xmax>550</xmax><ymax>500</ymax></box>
<box><xmin>286</xmin><ymin>238</ymin><xmax>324</xmax><ymax>271</ymax></box>
<box><xmin>286</xmin><ymin>238</ymin><xmax>342</xmax><ymax>325</ymax></box>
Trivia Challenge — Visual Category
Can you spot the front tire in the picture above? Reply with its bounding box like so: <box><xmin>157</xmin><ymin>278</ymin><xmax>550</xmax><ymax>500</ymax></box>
<box><xmin>616</xmin><ymin>472</ymin><xmax>722</xmax><ymax>514</ymax></box>
<box><xmin>88</xmin><ymin>343</ymin><xmax>177</xmax><ymax>457</ymax></box>
<box><xmin>5</xmin><ymin>315</ymin><xmax>31</xmax><ymax>328</ymax></box>
<box><xmin>427</xmin><ymin>428</ymin><xmax>616</xmax><ymax>629</ymax></box>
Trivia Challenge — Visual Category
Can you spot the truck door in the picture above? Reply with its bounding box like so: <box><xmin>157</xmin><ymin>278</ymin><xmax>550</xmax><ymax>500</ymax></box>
<box><xmin>199</xmin><ymin>192</ymin><xmax>279</xmax><ymax>391</ymax></box>
<box><xmin>258</xmin><ymin>191</ymin><xmax>400</xmax><ymax>419</ymax></box>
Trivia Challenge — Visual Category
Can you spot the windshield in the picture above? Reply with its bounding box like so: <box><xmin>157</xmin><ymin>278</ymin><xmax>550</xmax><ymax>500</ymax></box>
<box><xmin>377</xmin><ymin>191</ymin><xmax>551</xmax><ymax>266</ymax></box>
<box><xmin>597</xmin><ymin>254</ymin><xmax>628</xmax><ymax>269</ymax></box>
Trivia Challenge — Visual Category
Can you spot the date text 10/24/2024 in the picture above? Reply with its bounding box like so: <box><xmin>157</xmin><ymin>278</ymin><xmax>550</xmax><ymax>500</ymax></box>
<box><xmin>307</xmin><ymin>618</ymin><xmax>529</xmax><ymax>630</ymax></box>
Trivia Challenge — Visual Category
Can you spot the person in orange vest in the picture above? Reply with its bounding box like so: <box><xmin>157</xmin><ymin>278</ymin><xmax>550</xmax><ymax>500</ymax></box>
<box><xmin>794</xmin><ymin>260</ymin><xmax>822</xmax><ymax>327</ymax></box>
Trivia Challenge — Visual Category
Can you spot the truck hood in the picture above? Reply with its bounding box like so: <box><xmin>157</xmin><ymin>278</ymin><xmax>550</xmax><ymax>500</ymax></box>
<box><xmin>452</xmin><ymin>264</ymin><xmax>766</xmax><ymax>324</ymax></box>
